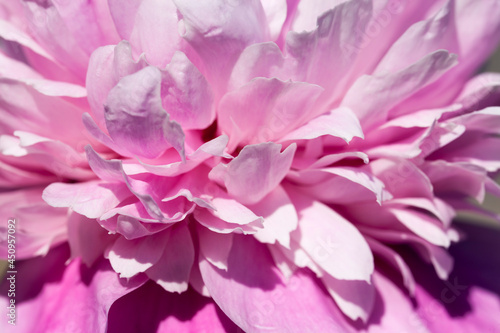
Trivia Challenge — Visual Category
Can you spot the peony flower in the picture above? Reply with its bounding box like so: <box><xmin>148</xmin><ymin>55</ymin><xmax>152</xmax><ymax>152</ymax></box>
<box><xmin>1</xmin><ymin>0</ymin><xmax>500</xmax><ymax>331</ymax></box>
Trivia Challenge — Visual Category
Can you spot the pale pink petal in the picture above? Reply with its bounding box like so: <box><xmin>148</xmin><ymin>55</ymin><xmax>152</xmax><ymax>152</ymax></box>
<box><xmin>288</xmin><ymin>166</ymin><xmax>390</xmax><ymax>204</ymax></box>
<box><xmin>360</xmin><ymin>227</ymin><xmax>454</xmax><ymax>280</ymax></box>
<box><xmin>174</xmin><ymin>0</ymin><xmax>268</xmax><ymax>93</ymax></box>
<box><xmin>454</xmin><ymin>0</ymin><xmax>500</xmax><ymax>76</ymax></box>
<box><xmin>388</xmin><ymin>207</ymin><xmax>451</xmax><ymax>247</ymax></box>
<box><xmin>248</xmin><ymin>185</ymin><xmax>298</xmax><ymax>248</ymax></box>
<box><xmin>285</xmin><ymin>0</ymin><xmax>373</xmax><ymax>109</ymax></box>
<box><xmin>291</xmin><ymin>0</ymin><xmax>346</xmax><ymax>32</ymax></box>
<box><xmin>432</xmin><ymin>132</ymin><xmax>500</xmax><ymax>172</ymax></box>
<box><xmin>145</xmin><ymin>223</ymin><xmax>195</xmax><ymax>293</ymax></box>
<box><xmin>322</xmin><ymin>274</ymin><xmax>375</xmax><ymax>323</ymax></box>
<box><xmin>197</xmin><ymin>224</ymin><xmax>234</xmax><ymax>271</ymax></box>
<box><xmin>210</xmin><ymin>142</ymin><xmax>296</xmax><ymax>205</ymax></box>
<box><xmin>261</xmin><ymin>0</ymin><xmax>287</xmax><ymax>40</ymax></box>
<box><xmin>108</xmin><ymin>0</ymin><xmax>180</xmax><ymax>68</ymax></box>
<box><xmin>0</xmin><ymin>245</ymin><xmax>146</xmax><ymax>333</ymax></box>
<box><xmin>43</xmin><ymin>181</ymin><xmax>130</xmax><ymax>219</ymax></box>
<box><xmin>0</xmin><ymin>19</ymin><xmax>54</xmax><ymax>61</ymax></box>
<box><xmin>107</xmin><ymin>230</ymin><xmax>168</xmax><ymax>278</ymax></box>
<box><xmin>422</xmin><ymin>160</ymin><xmax>488</xmax><ymax>202</ymax></box>
<box><xmin>374</xmin><ymin>0</ymin><xmax>459</xmax><ymax>74</ymax></box>
<box><xmin>22</xmin><ymin>2</ymin><xmax>95</xmax><ymax>79</ymax></box>
<box><xmin>280</xmin><ymin>106</ymin><xmax>364</xmax><ymax>142</ymax></box>
<box><xmin>0</xmin><ymin>78</ymin><xmax>88</xmax><ymax>146</ymax></box>
<box><xmin>369</xmin><ymin>158</ymin><xmax>434</xmax><ymax>199</ymax></box>
<box><xmin>0</xmin><ymin>50</ymin><xmax>43</xmax><ymax>80</ymax></box>
<box><xmin>228</xmin><ymin>42</ymin><xmax>288</xmax><ymax>91</ymax></box>
<box><xmin>161</xmin><ymin>51</ymin><xmax>215</xmax><ymax>129</ymax></box>
<box><xmin>67</xmin><ymin>213</ymin><xmax>117</xmax><ymax>267</ymax></box>
<box><xmin>104</xmin><ymin>66</ymin><xmax>185</xmax><ymax>159</ymax></box>
<box><xmin>194</xmin><ymin>208</ymin><xmax>264</xmax><ymax>235</ymax></box>
<box><xmin>289</xmin><ymin>191</ymin><xmax>374</xmax><ymax>282</ymax></box>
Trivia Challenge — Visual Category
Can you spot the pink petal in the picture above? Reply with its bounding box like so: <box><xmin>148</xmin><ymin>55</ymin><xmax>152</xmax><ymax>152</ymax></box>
<box><xmin>218</xmin><ymin>78</ymin><xmax>323</xmax><ymax>149</ymax></box>
<box><xmin>343</xmin><ymin>50</ymin><xmax>457</xmax><ymax>129</ymax></box>
<box><xmin>199</xmin><ymin>235</ymin><xmax>355</xmax><ymax>332</ymax></box>
<box><xmin>289</xmin><ymin>166</ymin><xmax>390</xmax><ymax>204</ymax></box>
<box><xmin>197</xmin><ymin>224</ymin><xmax>234</xmax><ymax>271</ymax></box>
<box><xmin>360</xmin><ymin>227</ymin><xmax>454</xmax><ymax>280</ymax></box>
<box><xmin>422</xmin><ymin>160</ymin><xmax>488</xmax><ymax>202</ymax></box>
<box><xmin>388</xmin><ymin>207</ymin><xmax>451</xmax><ymax>247</ymax></box>
<box><xmin>0</xmin><ymin>132</ymin><xmax>95</xmax><ymax>181</ymax></box>
<box><xmin>0</xmin><ymin>187</ymin><xmax>67</xmax><ymax>259</ymax></box>
<box><xmin>0</xmin><ymin>78</ymin><xmax>88</xmax><ymax>147</ymax></box>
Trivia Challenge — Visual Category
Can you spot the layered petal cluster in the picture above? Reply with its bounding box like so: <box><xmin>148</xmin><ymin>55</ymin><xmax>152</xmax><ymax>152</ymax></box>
<box><xmin>1</xmin><ymin>0</ymin><xmax>500</xmax><ymax>332</ymax></box>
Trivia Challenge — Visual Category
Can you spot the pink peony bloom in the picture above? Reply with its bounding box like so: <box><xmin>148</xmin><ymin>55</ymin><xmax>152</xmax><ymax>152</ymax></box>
<box><xmin>1</xmin><ymin>0</ymin><xmax>500</xmax><ymax>331</ymax></box>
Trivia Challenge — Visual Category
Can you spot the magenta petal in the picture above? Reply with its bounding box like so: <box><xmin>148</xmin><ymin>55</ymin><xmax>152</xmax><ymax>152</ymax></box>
<box><xmin>107</xmin><ymin>282</ymin><xmax>239</xmax><ymax>333</ymax></box>
<box><xmin>0</xmin><ymin>244</ymin><xmax>146</xmax><ymax>333</ymax></box>
<box><xmin>199</xmin><ymin>235</ymin><xmax>355</xmax><ymax>332</ymax></box>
